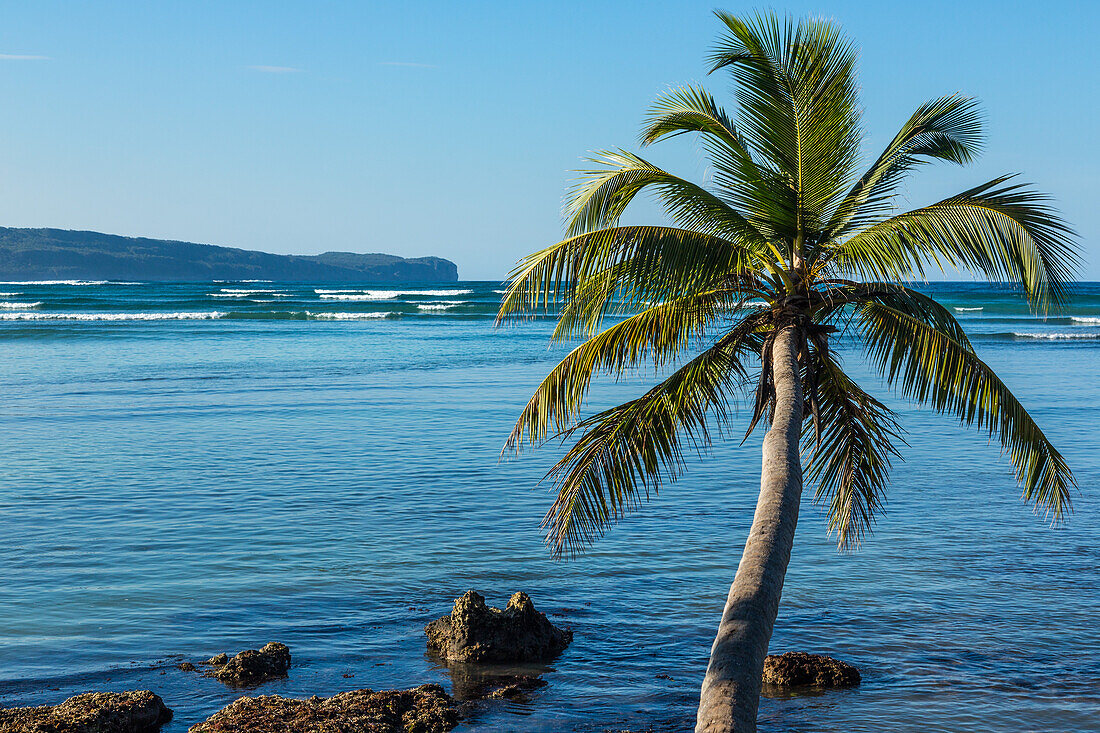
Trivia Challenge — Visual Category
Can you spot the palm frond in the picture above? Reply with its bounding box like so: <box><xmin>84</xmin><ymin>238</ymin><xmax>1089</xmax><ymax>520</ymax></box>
<box><xmin>506</xmin><ymin>289</ymin><xmax>757</xmax><ymax>453</ymax></box>
<box><xmin>819</xmin><ymin>281</ymin><xmax>974</xmax><ymax>348</ymax></box>
<box><xmin>828</xmin><ymin>94</ymin><xmax>983</xmax><ymax>236</ymax></box>
<box><xmin>709</xmin><ymin>10</ymin><xmax>863</xmax><ymax>237</ymax></box>
<box><xmin>496</xmin><ymin>226</ymin><xmax>760</xmax><ymax>322</ymax></box>
<box><xmin>541</xmin><ymin>323</ymin><xmax>763</xmax><ymax>555</ymax></box>
<box><xmin>829</xmin><ymin>177</ymin><xmax>1079</xmax><ymax>308</ymax></box>
<box><xmin>856</xmin><ymin>300</ymin><xmax>1075</xmax><ymax>520</ymax></box>
<box><xmin>564</xmin><ymin>150</ymin><xmax>765</xmax><ymax>245</ymax></box>
<box><xmin>806</xmin><ymin>346</ymin><xmax>904</xmax><ymax>550</ymax></box>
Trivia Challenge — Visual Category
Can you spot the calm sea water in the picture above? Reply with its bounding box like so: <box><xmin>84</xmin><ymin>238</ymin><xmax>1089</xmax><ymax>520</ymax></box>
<box><xmin>0</xmin><ymin>281</ymin><xmax>1097</xmax><ymax>732</ymax></box>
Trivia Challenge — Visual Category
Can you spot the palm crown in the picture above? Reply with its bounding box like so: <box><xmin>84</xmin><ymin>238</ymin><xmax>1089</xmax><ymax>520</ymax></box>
<box><xmin>498</xmin><ymin>11</ymin><xmax>1077</xmax><ymax>556</ymax></box>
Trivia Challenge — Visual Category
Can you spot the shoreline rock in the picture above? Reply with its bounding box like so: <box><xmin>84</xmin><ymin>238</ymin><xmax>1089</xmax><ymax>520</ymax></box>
<box><xmin>762</xmin><ymin>652</ymin><xmax>860</xmax><ymax>688</ymax></box>
<box><xmin>0</xmin><ymin>690</ymin><xmax>172</xmax><ymax>732</ymax></box>
<box><xmin>187</xmin><ymin>684</ymin><xmax>457</xmax><ymax>733</ymax></box>
<box><xmin>426</xmin><ymin>591</ymin><xmax>572</xmax><ymax>663</ymax></box>
<box><xmin>204</xmin><ymin>642</ymin><xmax>291</xmax><ymax>686</ymax></box>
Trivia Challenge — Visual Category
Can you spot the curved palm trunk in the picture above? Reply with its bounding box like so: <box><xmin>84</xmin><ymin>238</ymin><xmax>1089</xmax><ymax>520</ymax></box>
<box><xmin>696</xmin><ymin>325</ymin><xmax>804</xmax><ymax>733</ymax></box>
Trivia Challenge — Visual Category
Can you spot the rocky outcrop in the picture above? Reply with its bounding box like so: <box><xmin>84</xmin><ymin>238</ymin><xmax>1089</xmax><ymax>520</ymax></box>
<box><xmin>425</xmin><ymin>591</ymin><xmax>571</xmax><ymax>663</ymax></box>
<box><xmin>187</xmin><ymin>684</ymin><xmax>457</xmax><ymax>733</ymax></box>
<box><xmin>762</xmin><ymin>652</ymin><xmax>861</xmax><ymax>688</ymax></box>
<box><xmin>205</xmin><ymin>642</ymin><xmax>291</xmax><ymax>686</ymax></box>
<box><xmin>0</xmin><ymin>691</ymin><xmax>172</xmax><ymax>732</ymax></box>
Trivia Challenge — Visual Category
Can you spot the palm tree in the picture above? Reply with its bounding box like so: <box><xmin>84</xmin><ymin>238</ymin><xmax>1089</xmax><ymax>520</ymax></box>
<box><xmin>496</xmin><ymin>10</ymin><xmax>1078</xmax><ymax>733</ymax></box>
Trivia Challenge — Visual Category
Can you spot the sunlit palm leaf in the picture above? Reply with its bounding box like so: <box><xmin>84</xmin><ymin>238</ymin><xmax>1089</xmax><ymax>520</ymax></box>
<box><xmin>506</xmin><ymin>288</ymin><xmax>753</xmax><ymax>453</ymax></box>
<box><xmin>821</xmin><ymin>281</ymin><xmax>974</xmax><ymax>349</ymax></box>
<box><xmin>497</xmin><ymin>226</ymin><xmax>759</xmax><ymax>321</ymax></box>
<box><xmin>709</xmin><ymin>11</ymin><xmax>862</xmax><ymax>238</ymax></box>
<box><xmin>564</xmin><ymin>150</ymin><xmax>765</xmax><ymax>246</ymax></box>
<box><xmin>857</xmin><ymin>301</ymin><xmax>1075</xmax><ymax>520</ymax></box>
<box><xmin>828</xmin><ymin>94</ymin><xmax>983</xmax><ymax>236</ymax></box>
<box><xmin>831</xmin><ymin>177</ymin><xmax>1078</xmax><ymax>307</ymax></box>
<box><xmin>542</xmin><ymin>323</ymin><xmax>763</xmax><ymax>555</ymax></box>
<box><xmin>806</xmin><ymin>348</ymin><xmax>904</xmax><ymax>549</ymax></box>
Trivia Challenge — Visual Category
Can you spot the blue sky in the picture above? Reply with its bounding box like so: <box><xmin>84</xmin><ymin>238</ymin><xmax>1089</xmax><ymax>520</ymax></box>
<box><xmin>0</xmin><ymin>1</ymin><xmax>1096</xmax><ymax>280</ymax></box>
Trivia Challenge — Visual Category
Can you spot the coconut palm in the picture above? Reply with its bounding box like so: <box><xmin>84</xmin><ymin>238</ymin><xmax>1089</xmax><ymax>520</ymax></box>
<box><xmin>496</xmin><ymin>10</ymin><xmax>1077</xmax><ymax>733</ymax></box>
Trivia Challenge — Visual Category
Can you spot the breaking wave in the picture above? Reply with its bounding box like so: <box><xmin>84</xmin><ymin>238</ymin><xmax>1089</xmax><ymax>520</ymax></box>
<box><xmin>0</xmin><ymin>311</ymin><xmax>227</xmax><ymax>321</ymax></box>
<box><xmin>316</xmin><ymin>289</ymin><xmax>473</xmax><ymax>300</ymax></box>
<box><xmin>306</xmin><ymin>311</ymin><xmax>391</xmax><ymax>320</ymax></box>
<box><xmin>1010</xmin><ymin>332</ymin><xmax>1100</xmax><ymax>341</ymax></box>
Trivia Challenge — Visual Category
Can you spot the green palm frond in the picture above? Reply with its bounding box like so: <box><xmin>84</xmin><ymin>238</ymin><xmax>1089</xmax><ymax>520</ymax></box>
<box><xmin>507</xmin><ymin>289</ymin><xmax>757</xmax><ymax>453</ymax></box>
<box><xmin>641</xmin><ymin>84</ymin><xmax>748</xmax><ymax>152</ymax></box>
<box><xmin>829</xmin><ymin>177</ymin><xmax>1078</xmax><ymax>307</ymax></box>
<box><xmin>709</xmin><ymin>11</ymin><xmax>862</xmax><ymax>237</ymax></box>
<box><xmin>821</xmin><ymin>281</ymin><xmax>974</xmax><ymax>348</ymax></box>
<box><xmin>496</xmin><ymin>226</ymin><xmax>761</xmax><ymax>321</ymax></box>
<box><xmin>806</xmin><ymin>347</ymin><xmax>905</xmax><ymax>550</ymax></box>
<box><xmin>828</xmin><ymin>94</ymin><xmax>983</xmax><ymax>236</ymax></box>
<box><xmin>548</xmin><ymin>259</ymin><xmax>765</xmax><ymax>343</ymax></box>
<box><xmin>856</xmin><ymin>300</ymin><xmax>1075</xmax><ymax>521</ymax></box>
<box><xmin>564</xmin><ymin>150</ymin><xmax>765</xmax><ymax>245</ymax></box>
<box><xmin>541</xmin><ymin>323</ymin><xmax>762</xmax><ymax>555</ymax></box>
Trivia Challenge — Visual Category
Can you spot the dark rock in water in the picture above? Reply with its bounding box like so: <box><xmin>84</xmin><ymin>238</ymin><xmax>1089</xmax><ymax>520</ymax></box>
<box><xmin>0</xmin><ymin>690</ymin><xmax>172</xmax><ymax>732</ymax></box>
<box><xmin>483</xmin><ymin>675</ymin><xmax>548</xmax><ymax>700</ymax></box>
<box><xmin>762</xmin><ymin>652</ymin><xmax>860</xmax><ymax>688</ymax></box>
<box><xmin>425</xmin><ymin>591</ymin><xmax>572</xmax><ymax>663</ymax></box>
<box><xmin>205</xmin><ymin>642</ymin><xmax>291</xmax><ymax>686</ymax></box>
<box><xmin>177</xmin><ymin>662</ymin><xmax>197</xmax><ymax>672</ymax></box>
<box><xmin>187</xmin><ymin>684</ymin><xmax>457</xmax><ymax>733</ymax></box>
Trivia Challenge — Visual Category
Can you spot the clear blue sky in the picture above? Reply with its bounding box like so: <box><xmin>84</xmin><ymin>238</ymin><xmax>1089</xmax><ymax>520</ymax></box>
<box><xmin>0</xmin><ymin>1</ymin><xmax>1096</xmax><ymax>280</ymax></box>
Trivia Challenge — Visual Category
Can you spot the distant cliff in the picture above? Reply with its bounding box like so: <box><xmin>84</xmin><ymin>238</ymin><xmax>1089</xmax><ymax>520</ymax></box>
<box><xmin>0</xmin><ymin>228</ymin><xmax>458</xmax><ymax>283</ymax></box>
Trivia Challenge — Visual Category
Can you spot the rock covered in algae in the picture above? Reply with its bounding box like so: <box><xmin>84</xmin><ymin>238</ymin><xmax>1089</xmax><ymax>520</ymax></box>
<box><xmin>205</xmin><ymin>642</ymin><xmax>291</xmax><ymax>686</ymax></box>
<box><xmin>186</xmin><ymin>684</ymin><xmax>457</xmax><ymax>733</ymax></box>
<box><xmin>425</xmin><ymin>591</ymin><xmax>572</xmax><ymax>663</ymax></box>
<box><xmin>0</xmin><ymin>690</ymin><xmax>172</xmax><ymax>732</ymax></box>
<box><xmin>762</xmin><ymin>652</ymin><xmax>861</xmax><ymax>688</ymax></box>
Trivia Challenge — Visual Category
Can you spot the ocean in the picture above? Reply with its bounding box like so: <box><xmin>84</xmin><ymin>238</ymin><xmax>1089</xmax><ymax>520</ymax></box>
<box><xmin>0</xmin><ymin>280</ymin><xmax>1097</xmax><ymax>732</ymax></box>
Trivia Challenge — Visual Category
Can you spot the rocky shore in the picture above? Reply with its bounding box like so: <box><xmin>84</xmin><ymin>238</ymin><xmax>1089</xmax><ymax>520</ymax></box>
<box><xmin>0</xmin><ymin>591</ymin><xmax>860</xmax><ymax>731</ymax></box>
<box><xmin>0</xmin><ymin>691</ymin><xmax>172</xmax><ymax>733</ymax></box>
<box><xmin>187</xmin><ymin>685</ymin><xmax>457</xmax><ymax>733</ymax></box>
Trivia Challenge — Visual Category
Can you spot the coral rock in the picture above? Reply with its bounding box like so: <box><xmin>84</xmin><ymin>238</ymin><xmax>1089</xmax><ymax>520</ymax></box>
<box><xmin>762</xmin><ymin>652</ymin><xmax>861</xmax><ymax>688</ymax></box>
<box><xmin>187</xmin><ymin>684</ymin><xmax>457</xmax><ymax>733</ymax></box>
<box><xmin>0</xmin><ymin>690</ymin><xmax>172</xmax><ymax>732</ymax></box>
<box><xmin>425</xmin><ymin>591</ymin><xmax>572</xmax><ymax>663</ymax></box>
<box><xmin>206</xmin><ymin>642</ymin><xmax>291</xmax><ymax>686</ymax></box>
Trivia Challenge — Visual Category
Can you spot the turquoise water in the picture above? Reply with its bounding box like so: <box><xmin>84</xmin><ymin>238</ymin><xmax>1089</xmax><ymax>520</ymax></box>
<box><xmin>0</xmin><ymin>281</ymin><xmax>1097</xmax><ymax>731</ymax></box>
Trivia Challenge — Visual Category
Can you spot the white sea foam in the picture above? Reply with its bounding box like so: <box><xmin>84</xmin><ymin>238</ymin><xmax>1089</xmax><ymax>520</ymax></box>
<box><xmin>317</xmin><ymin>289</ymin><xmax>473</xmax><ymax>300</ymax></box>
<box><xmin>318</xmin><ymin>293</ymin><xmax>390</xmax><ymax>301</ymax></box>
<box><xmin>0</xmin><ymin>292</ymin><xmax>19</xmax><ymax>296</ymax></box>
<box><xmin>307</xmin><ymin>311</ymin><xmax>391</xmax><ymax>320</ymax></box>
<box><xmin>210</xmin><ymin>291</ymin><xmax>292</xmax><ymax>298</ymax></box>
<box><xmin>1013</xmin><ymin>332</ymin><xmax>1100</xmax><ymax>340</ymax></box>
<box><xmin>0</xmin><ymin>311</ymin><xmax>226</xmax><ymax>321</ymax></box>
<box><xmin>417</xmin><ymin>303</ymin><xmax>459</xmax><ymax>311</ymax></box>
<box><xmin>1070</xmin><ymin>316</ymin><xmax>1100</xmax><ymax>324</ymax></box>
<box><xmin>954</xmin><ymin>307</ymin><xmax>984</xmax><ymax>312</ymax></box>
<box><xmin>0</xmin><ymin>301</ymin><xmax>42</xmax><ymax>309</ymax></box>
<box><xmin>0</xmin><ymin>280</ymin><xmax>109</xmax><ymax>285</ymax></box>
<box><xmin>218</xmin><ymin>288</ymin><xmax>291</xmax><ymax>295</ymax></box>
